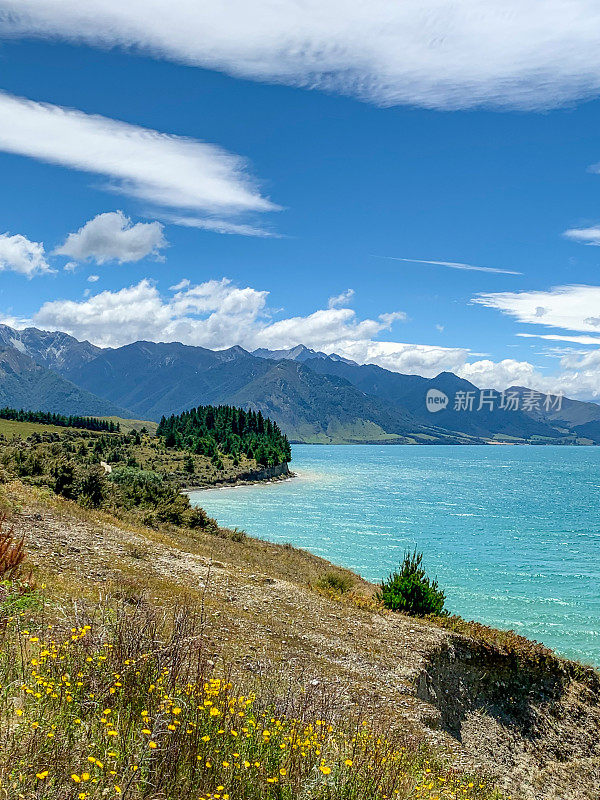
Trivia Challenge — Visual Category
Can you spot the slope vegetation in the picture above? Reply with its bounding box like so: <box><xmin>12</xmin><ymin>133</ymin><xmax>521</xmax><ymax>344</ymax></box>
<box><xmin>0</xmin><ymin>479</ymin><xmax>599</xmax><ymax>799</ymax></box>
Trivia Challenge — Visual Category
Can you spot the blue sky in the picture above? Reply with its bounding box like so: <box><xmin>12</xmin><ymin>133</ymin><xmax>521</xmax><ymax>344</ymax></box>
<box><xmin>2</xmin><ymin>2</ymin><xmax>600</xmax><ymax>398</ymax></box>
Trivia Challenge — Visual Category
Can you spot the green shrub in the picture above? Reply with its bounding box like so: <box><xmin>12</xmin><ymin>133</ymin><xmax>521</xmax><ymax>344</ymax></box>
<box><xmin>377</xmin><ymin>550</ymin><xmax>446</xmax><ymax>616</ymax></box>
<box><xmin>77</xmin><ymin>467</ymin><xmax>105</xmax><ymax>508</ymax></box>
<box><xmin>316</xmin><ymin>571</ymin><xmax>354</xmax><ymax>595</ymax></box>
<box><xmin>51</xmin><ymin>460</ymin><xmax>76</xmax><ymax>499</ymax></box>
<box><xmin>183</xmin><ymin>454</ymin><xmax>195</xmax><ymax>474</ymax></box>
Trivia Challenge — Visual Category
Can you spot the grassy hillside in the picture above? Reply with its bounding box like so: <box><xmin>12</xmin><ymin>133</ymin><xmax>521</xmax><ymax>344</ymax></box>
<box><xmin>0</xmin><ymin>482</ymin><xmax>501</xmax><ymax>800</ymax></box>
<box><xmin>0</xmin><ymin>413</ymin><xmax>598</xmax><ymax>798</ymax></box>
<box><xmin>0</xmin><ymin>417</ymin><xmax>69</xmax><ymax>437</ymax></box>
<box><xmin>1</xmin><ymin>474</ymin><xmax>600</xmax><ymax>799</ymax></box>
<box><xmin>97</xmin><ymin>416</ymin><xmax>159</xmax><ymax>435</ymax></box>
<box><xmin>0</xmin><ymin>417</ymin><xmax>289</xmax><ymax>534</ymax></box>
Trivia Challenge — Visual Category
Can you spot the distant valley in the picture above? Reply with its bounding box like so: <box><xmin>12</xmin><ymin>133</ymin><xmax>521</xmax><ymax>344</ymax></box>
<box><xmin>1</xmin><ymin>324</ymin><xmax>600</xmax><ymax>445</ymax></box>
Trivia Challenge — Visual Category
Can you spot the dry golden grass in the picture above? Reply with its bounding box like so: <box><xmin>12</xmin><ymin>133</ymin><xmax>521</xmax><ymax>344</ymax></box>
<box><xmin>96</xmin><ymin>415</ymin><xmax>158</xmax><ymax>434</ymax></box>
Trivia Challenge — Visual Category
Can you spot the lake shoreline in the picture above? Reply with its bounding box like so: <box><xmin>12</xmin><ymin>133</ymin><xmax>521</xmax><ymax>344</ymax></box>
<box><xmin>182</xmin><ymin>460</ymin><xmax>296</xmax><ymax>492</ymax></box>
<box><xmin>192</xmin><ymin>443</ymin><xmax>600</xmax><ymax>666</ymax></box>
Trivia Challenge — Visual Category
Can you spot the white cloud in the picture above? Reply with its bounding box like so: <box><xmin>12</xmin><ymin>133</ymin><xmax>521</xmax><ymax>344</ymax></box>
<box><xmin>0</xmin><ymin>312</ymin><xmax>29</xmax><ymax>329</ymax></box>
<box><xmin>340</xmin><ymin>339</ymin><xmax>470</xmax><ymax>376</ymax></box>
<box><xmin>379</xmin><ymin>311</ymin><xmax>407</xmax><ymax>326</ymax></box>
<box><xmin>458</xmin><ymin>358</ymin><xmax>543</xmax><ymax>390</ymax></box>
<box><xmin>87</xmin><ymin>275</ymin><xmax>100</xmax><ymax>282</ymax></box>
<box><xmin>0</xmin><ymin>231</ymin><xmax>52</xmax><ymax>277</ymax></box>
<box><xmin>378</xmin><ymin>256</ymin><xmax>522</xmax><ymax>275</ymax></box>
<box><xmin>563</xmin><ymin>225</ymin><xmax>600</xmax><ymax>245</ymax></box>
<box><xmin>5</xmin><ymin>1</ymin><xmax>600</xmax><ymax>109</ymax></box>
<box><xmin>474</xmin><ymin>284</ymin><xmax>600</xmax><ymax>333</ymax></box>
<box><xmin>32</xmin><ymin>279</ymin><xmax>269</xmax><ymax>350</ymax></box>
<box><xmin>55</xmin><ymin>211</ymin><xmax>167</xmax><ymax>265</ymax></box>
<box><xmin>169</xmin><ymin>278</ymin><xmax>190</xmax><ymax>291</ymax></box>
<box><xmin>0</xmin><ymin>91</ymin><xmax>277</xmax><ymax>222</ymax></box>
<box><xmin>517</xmin><ymin>332</ymin><xmax>600</xmax><ymax>345</ymax></box>
<box><xmin>328</xmin><ymin>289</ymin><xmax>355</xmax><ymax>309</ymax></box>
<box><xmin>469</xmin><ymin>284</ymin><xmax>600</xmax><ymax>397</ymax></box>
<box><xmin>526</xmin><ymin>349</ymin><xmax>600</xmax><ymax>400</ymax></box>
<box><xmin>30</xmin><ymin>277</ymin><xmax>408</xmax><ymax>356</ymax></box>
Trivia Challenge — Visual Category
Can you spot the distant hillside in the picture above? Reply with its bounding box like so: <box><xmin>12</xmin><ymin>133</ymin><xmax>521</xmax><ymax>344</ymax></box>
<box><xmin>506</xmin><ymin>386</ymin><xmax>600</xmax><ymax>441</ymax></box>
<box><xmin>303</xmin><ymin>358</ymin><xmax>577</xmax><ymax>442</ymax></box>
<box><xmin>0</xmin><ymin>346</ymin><xmax>132</xmax><ymax>418</ymax></box>
<box><xmin>64</xmin><ymin>340</ymin><xmax>483</xmax><ymax>443</ymax></box>
<box><xmin>225</xmin><ymin>359</ymin><xmax>434</xmax><ymax>443</ymax></box>
<box><xmin>63</xmin><ymin>341</ymin><xmax>434</xmax><ymax>442</ymax></box>
<box><xmin>2</xmin><ymin>324</ymin><xmax>600</xmax><ymax>445</ymax></box>
<box><xmin>63</xmin><ymin>341</ymin><xmax>273</xmax><ymax>420</ymax></box>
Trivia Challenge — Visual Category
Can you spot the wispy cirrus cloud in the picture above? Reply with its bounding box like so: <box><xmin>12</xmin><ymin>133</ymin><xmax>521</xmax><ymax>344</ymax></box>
<box><xmin>4</xmin><ymin>1</ymin><xmax>600</xmax><ymax>109</ymax></box>
<box><xmin>517</xmin><ymin>332</ymin><xmax>600</xmax><ymax>344</ymax></box>
<box><xmin>563</xmin><ymin>225</ymin><xmax>600</xmax><ymax>245</ymax></box>
<box><xmin>0</xmin><ymin>91</ymin><xmax>278</xmax><ymax>229</ymax></box>
<box><xmin>160</xmin><ymin>214</ymin><xmax>278</xmax><ymax>238</ymax></box>
<box><xmin>376</xmin><ymin>256</ymin><xmax>522</xmax><ymax>276</ymax></box>
<box><xmin>473</xmin><ymin>284</ymin><xmax>600</xmax><ymax>333</ymax></box>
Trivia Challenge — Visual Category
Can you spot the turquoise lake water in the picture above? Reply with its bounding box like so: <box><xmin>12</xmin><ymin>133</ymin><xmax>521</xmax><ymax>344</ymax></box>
<box><xmin>189</xmin><ymin>445</ymin><xmax>600</xmax><ymax>665</ymax></box>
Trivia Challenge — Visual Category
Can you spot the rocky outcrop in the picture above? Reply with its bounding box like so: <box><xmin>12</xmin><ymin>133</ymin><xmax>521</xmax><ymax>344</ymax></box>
<box><xmin>237</xmin><ymin>461</ymin><xmax>290</xmax><ymax>482</ymax></box>
<box><xmin>416</xmin><ymin>636</ymin><xmax>600</xmax><ymax>798</ymax></box>
<box><xmin>183</xmin><ymin>461</ymin><xmax>291</xmax><ymax>490</ymax></box>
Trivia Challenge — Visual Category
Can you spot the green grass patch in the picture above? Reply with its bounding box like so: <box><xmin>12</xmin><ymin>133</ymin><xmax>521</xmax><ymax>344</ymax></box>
<box><xmin>97</xmin><ymin>417</ymin><xmax>158</xmax><ymax>435</ymax></box>
<box><xmin>0</xmin><ymin>418</ymin><xmax>68</xmax><ymax>438</ymax></box>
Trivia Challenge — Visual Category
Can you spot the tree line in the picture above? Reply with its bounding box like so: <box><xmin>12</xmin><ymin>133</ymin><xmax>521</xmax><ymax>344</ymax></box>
<box><xmin>0</xmin><ymin>407</ymin><xmax>120</xmax><ymax>433</ymax></box>
<box><xmin>157</xmin><ymin>405</ymin><xmax>291</xmax><ymax>467</ymax></box>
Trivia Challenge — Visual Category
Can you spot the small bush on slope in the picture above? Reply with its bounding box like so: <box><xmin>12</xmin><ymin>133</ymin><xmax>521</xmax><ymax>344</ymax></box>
<box><xmin>378</xmin><ymin>550</ymin><xmax>446</xmax><ymax>617</ymax></box>
<box><xmin>315</xmin><ymin>571</ymin><xmax>354</xmax><ymax>595</ymax></box>
<box><xmin>0</xmin><ymin>515</ymin><xmax>26</xmax><ymax>581</ymax></box>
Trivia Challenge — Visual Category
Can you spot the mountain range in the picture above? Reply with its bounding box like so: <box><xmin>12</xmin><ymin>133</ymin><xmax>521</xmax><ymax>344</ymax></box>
<box><xmin>0</xmin><ymin>324</ymin><xmax>599</xmax><ymax>444</ymax></box>
<box><xmin>0</xmin><ymin>344</ymin><xmax>127</xmax><ymax>418</ymax></box>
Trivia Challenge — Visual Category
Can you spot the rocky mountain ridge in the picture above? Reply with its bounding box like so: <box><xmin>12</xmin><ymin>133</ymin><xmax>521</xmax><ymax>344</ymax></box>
<box><xmin>1</xmin><ymin>324</ymin><xmax>599</xmax><ymax>444</ymax></box>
